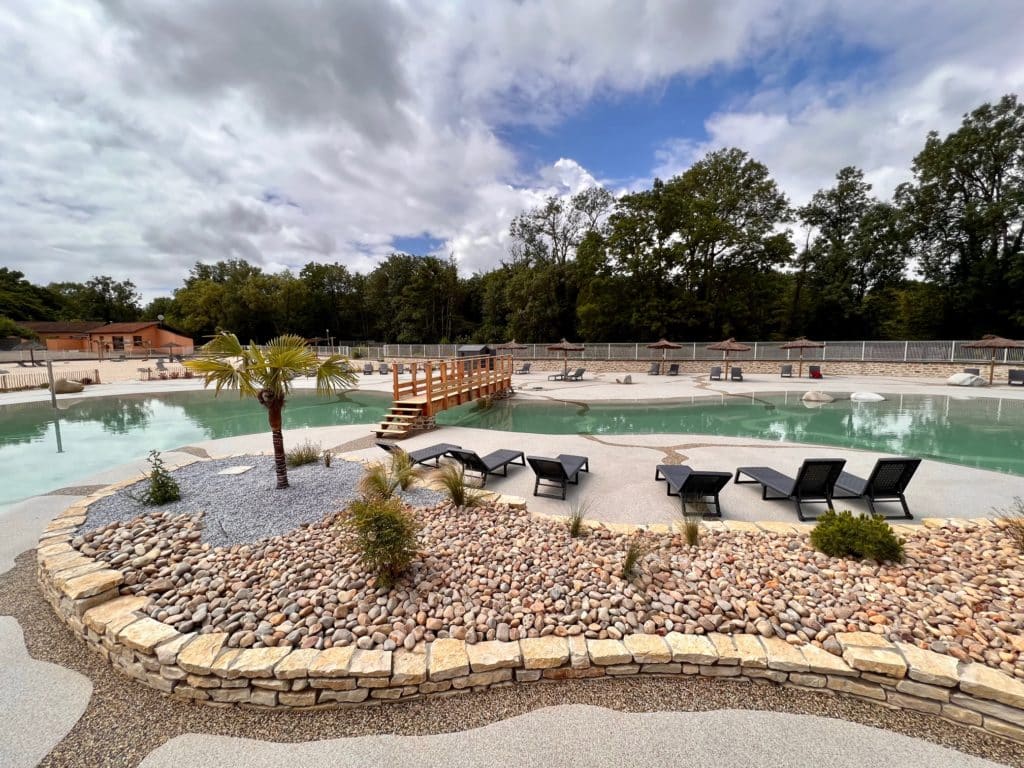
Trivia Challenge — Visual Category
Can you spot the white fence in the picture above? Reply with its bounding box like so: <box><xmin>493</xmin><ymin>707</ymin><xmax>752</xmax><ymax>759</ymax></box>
<box><xmin>314</xmin><ymin>340</ymin><xmax>1024</xmax><ymax>364</ymax></box>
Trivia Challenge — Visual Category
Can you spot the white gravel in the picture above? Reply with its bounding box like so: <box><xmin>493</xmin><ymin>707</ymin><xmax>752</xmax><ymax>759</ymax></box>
<box><xmin>82</xmin><ymin>456</ymin><xmax>444</xmax><ymax>547</ymax></box>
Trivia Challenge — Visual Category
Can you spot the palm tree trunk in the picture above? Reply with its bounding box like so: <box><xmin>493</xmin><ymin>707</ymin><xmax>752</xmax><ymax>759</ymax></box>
<box><xmin>267</xmin><ymin>401</ymin><xmax>289</xmax><ymax>489</ymax></box>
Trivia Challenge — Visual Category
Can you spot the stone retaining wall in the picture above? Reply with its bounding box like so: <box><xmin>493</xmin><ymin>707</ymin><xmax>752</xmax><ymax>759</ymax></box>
<box><xmin>36</xmin><ymin>489</ymin><xmax>1024</xmax><ymax>743</ymax></box>
<box><xmin>505</xmin><ymin>359</ymin><xmax>1021</xmax><ymax>380</ymax></box>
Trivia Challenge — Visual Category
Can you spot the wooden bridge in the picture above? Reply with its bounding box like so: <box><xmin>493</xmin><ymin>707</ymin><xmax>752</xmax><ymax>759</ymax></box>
<box><xmin>375</xmin><ymin>355</ymin><xmax>514</xmax><ymax>439</ymax></box>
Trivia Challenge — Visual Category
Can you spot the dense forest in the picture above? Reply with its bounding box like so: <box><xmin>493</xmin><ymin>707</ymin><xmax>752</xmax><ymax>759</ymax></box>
<box><xmin>3</xmin><ymin>95</ymin><xmax>1022</xmax><ymax>344</ymax></box>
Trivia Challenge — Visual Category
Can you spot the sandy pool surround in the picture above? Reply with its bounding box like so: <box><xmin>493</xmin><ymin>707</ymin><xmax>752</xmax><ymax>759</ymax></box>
<box><xmin>36</xmin><ymin>480</ymin><xmax>1024</xmax><ymax>744</ymax></box>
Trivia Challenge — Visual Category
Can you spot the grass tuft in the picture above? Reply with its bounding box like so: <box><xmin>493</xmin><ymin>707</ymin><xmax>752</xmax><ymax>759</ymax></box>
<box><xmin>621</xmin><ymin>535</ymin><xmax>648</xmax><ymax>580</ymax></box>
<box><xmin>285</xmin><ymin>439</ymin><xmax>322</xmax><ymax>468</ymax></box>
<box><xmin>568</xmin><ymin>497</ymin><xmax>591</xmax><ymax>538</ymax></box>
<box><xmin>996</xmin><ymin>496</ymin><xmax>1024</xmax><ymax>552</ymax></box>
<box><xmin>435</xmin><ymin>463</ymin><xmax>485</xmax><ymax>508</ymax></box>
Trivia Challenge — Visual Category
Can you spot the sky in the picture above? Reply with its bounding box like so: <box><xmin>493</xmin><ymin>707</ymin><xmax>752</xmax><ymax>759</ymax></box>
<box><xmin>2</xmin><ymin>1</ymin><xmax>1023</xmax><ymax>303</ymax></box>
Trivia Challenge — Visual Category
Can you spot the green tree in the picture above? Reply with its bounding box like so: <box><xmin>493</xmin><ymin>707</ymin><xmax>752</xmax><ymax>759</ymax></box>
<box><xmin>797</xmin><ymin>167</ymin><xmax>908</xmax><ymax>337</ymax></box>
<box><xmin>0</xmin><ymin>315</ymin><xmax>39</xmax><ymax>339</ymax></box>
<box><xmin>185</xmin><ymin>333</ymin><xmax>357</xmax><ymax>488</ymax></box>
<box><xmin>896</xmin><ymin>94</ymin><xmax>1024</xmax><ymax>336</ymax></box>
<box><xmin>0</xmin><ymin>268</ymin><xmax>61</xmax><ymax>320</ymax></box>
<box><xmin>49</xmin><ymin>276</ymin><xmax>142</xmax><ymax>322</ymax></box>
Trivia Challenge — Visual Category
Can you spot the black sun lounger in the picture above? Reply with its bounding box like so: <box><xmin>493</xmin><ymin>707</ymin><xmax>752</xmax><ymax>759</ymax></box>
<box><xmin>666</xmin><ymin>363</ymin><xmax>680</xmax><ymax>375</ymax></box>
<box><xmin>447</xmin><ymin>448</ymin><xmax>526</xmax><ymax>486</ymax></box>
<box><xmin>527</xmin><ymin>454</ymin><xmax>589</xmax><ymax>499</ymax></box>
<box><xmin>730</xmin><ymin>367</ymin><xmax>743</xmax><ymax>381</ymax></box>
<box><xmin>655</xmin><ymin>465</ymin><xmax>732</xmax><ymax>518</ymax></box>
<box><xmin>734</xmin><ymin>458</ymin><xmax>846</xmax><ymax>521</ymax></box>
<box><xmin>832</xmin><ymin>457</ymin><xmax>921</xmax><ymax>519</ymax></box>
<box><xmin>565</xmin><ymin>367</ymin><xmax>585</xmax><ymax>381</ymax></box>
<box><xmin>709</xmin><ymin>366</ymin><xmax>722</xmax><ymax>381</ymax></box>
<box><xmin>515</xmin><ymin>362</ymin><xmax>532</xmax><ymax>374</ymax></box>
<box><xmin>362</xmin><ymin>363</ymin><xmax>374</xmax><ymax>375</ymax></box>
<box><xmin>647</xmin><ymin>362</ymin><xmax>661</xmax><ymax>375</ymax></box>
<box><xmin>781</xmin><ymin>364</ymin><xmax>793</xmax><ymax>377</ymax></box>
<box><xmin>377</xmin><ymin>441</ymin><xmax>460</xmax><ymax>467</ymax></box>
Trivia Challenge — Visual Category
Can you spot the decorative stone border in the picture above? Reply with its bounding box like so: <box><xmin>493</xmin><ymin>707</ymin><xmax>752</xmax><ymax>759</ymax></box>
<box><xmin>36</xmin><ymin>483</ymin><xmax>1024</xmax><ymax>744</ymax></box>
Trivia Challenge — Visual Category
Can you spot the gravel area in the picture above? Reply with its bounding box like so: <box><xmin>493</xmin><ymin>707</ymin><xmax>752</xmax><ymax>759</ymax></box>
<box><xmin>3</xmin><ymin>553</ymin><xmax>1021</xmax><ymax>768</ymax></box>
<box><xmin>82</xmin><ymin>457</ymin><xmax>444</xmax><ymax>548</ymax></box>
<box><xmin>73</xmin><ymin>495</ymin><xmax>1024</xmax><ymax>674</ymax></box>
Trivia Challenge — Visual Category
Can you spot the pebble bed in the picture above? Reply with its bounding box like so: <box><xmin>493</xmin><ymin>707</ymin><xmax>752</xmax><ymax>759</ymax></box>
<box><xmin>83</xmin><ymin>457</ymin><xmax>444</xmax><ymax>548</ymax></box>
<box><xmin>74</xmin><ymin>466</ymin><xmax>1024</xmax><ymax>678</ymax></box>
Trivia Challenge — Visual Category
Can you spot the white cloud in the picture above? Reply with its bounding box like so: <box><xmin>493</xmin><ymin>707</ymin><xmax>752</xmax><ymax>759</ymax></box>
<box><xmin>0</xmin><ymin>0</ymin><xmax>1022</xmax><ymax>303</ymax></box>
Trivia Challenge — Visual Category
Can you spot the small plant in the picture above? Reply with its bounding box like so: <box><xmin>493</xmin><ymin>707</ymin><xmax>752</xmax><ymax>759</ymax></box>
<box><xmin>436</xmin><ymin>463</ymin><xmax>485</xmax><ymax>508</ymax></box>
<box><xmin>359</xmin><ymin>452</ymin><xmax>421</xmax><ymax>500</ymax></box>
<box><xmin>472</xmin><ymin>395</ymin><xmax>495</xmax><ymax>412</ymax></box>
<box><xmin>621</xmin><ymin>535</ymin><xmax>648</xmax><ymax>579</ymax></box>
<box><xmin>810</xmin><ymin>510</ymin><xmax>905</xmax><ymax>563</ymax></box>
<box><xmin>342</xmin><ymin>495</ymin><xmax>419</xmax><ymax>587</ymax></box>
<box><xmin>323</xmin><ymin>450</ymin><xmax>332</xmax><ymax>468</ymax></box>
<box><xmin>996</xmin><ymin>497</ymin><xmax>1024</xmax><ymax>552</ymax></box>
<box><xmin>285</xmin><ymin>439</ymin><xmax>322</xmax><ymax>468</ymax></box>
<box><xmin>133</xmin><ymin>450</ymin><xmax>181</xmax><ymax>506</ymax></box>
<box><xmin>568</xmin><ymin>497</ymin><xmax>591</xmax><ymax>538</ymax></box>
<box><xmin>352</xmin><ymin>347</ymin><xmax>364</xmax><ymax>360</ymax></box>
<box><xmin>678</xmin><ymin>499</ymin><xmax>707</xmax><ymax>547</ymax></box>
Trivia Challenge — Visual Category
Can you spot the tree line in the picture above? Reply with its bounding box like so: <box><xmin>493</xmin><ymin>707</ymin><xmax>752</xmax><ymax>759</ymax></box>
<box><xmin>3</xmin><ymin>95</ymin><xmax>1022</xmax><ymax>344</ymax></box>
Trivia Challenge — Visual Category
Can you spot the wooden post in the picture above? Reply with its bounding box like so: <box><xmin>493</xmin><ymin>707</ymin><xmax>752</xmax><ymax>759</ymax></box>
<box><xmin>440</xmin><ymin>359</ymin><xmax>449</xmax><ymax>411</ymax></box>
<box><xmin>425</xmin><ymin>361</ymin><xmax>433</xmax><ymax>417</ymax></box>
<box><xmin>392</xmin><ymin>363</ymin><xmax>399</xmax><ymax>401</ymax></box>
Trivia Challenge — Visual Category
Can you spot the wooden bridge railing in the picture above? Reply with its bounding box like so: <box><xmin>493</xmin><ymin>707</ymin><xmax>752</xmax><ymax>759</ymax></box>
<box><xmin>392</xmin><ymin>355</ymin><xmax>513</xmax><ymax>417</ymax></box>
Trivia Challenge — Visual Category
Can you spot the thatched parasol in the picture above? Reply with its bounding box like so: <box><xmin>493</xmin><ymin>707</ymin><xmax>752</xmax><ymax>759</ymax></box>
<box><xmin>646</xmin><ymin>338</ymin><xmax>682</xmax><ymax>374</ymax></box>
<box><xmin>962</xmin><ymin>335</ymin><xmax>1024</xmax><ymax>384</ymax></box>
<box><xmin>496</xmin><ymin>339</ymin><xmax>529</xmax><ymax>357</ymax></box>
<box><xmin>547</xmin><ymin>338</ymin><xmax>585</xmax><ymax>378</ymax></box>
<box><xmin>706</xmin><ymin>338</ymin><xmax>751</xmax><ymax>380</ymax></box>
<box><xmin>780</xmin><ymin>336</ymin><xmax>824</xmax><ymax>378</ymax></box>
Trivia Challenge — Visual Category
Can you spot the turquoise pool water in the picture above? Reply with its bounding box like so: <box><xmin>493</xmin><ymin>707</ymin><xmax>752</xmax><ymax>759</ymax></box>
<box><xmin>0</xmin><ymin>390</ymin><xmax>391</xmax><ymax>506</ymax></box>
<box><xmin>437</xmin><ymin>392</ymin><xmax>1024</xmax><ymax>477</ymax></box>
<box><xmin>3</xmin><ymin>390</ymin><xmax>1023</xmax><ymax>507</ymax></box>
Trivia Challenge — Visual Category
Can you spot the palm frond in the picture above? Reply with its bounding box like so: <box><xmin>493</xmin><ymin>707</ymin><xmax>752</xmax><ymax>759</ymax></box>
<box><xmin>315</xmin><ymin>355</ymin><xmax>359</xmax><ymax>395</ymax></box>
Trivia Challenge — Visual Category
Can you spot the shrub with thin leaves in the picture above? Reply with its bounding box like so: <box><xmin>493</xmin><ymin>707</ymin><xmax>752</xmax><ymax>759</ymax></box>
<box><xmin>436</xmin><ymin>463</ymin><xmax>485</xmax><ymax>508</ymax></box>
<box><xmin>343</xmin><ymin>495</ymin><xmax>419</xmax><ymax>587</ymax></box>
<box><xmin>810</xmin><ymin>510</ymin><xmax>904</xmax><ymax>563</ymax></box>
<box><xmin>621</xmin><ymin>535</ymin><xmax>648</xmax><ymax>579</ymax></box>
<box><xmin>359</xmin><ymin>452</ymin><xmax>421</xmax><ymax>500</ymax></box>
<box><xmin>285</xmin><ymin>439</ymin><xmax>322</xmax><ymax>468</ymax></box>
<box><xmin>568</xmin><ymin>498</ymin><xmax>591</xmax><ymax>538</ymax></box>
<box><xmin>678</xmin><ymin>499</ymin><xmax>706</xmax><ymax>547</ymax></box>
<box><xmin>133</xmin><ymin>450</ymin><xmax>181</xmax><ymax>506</ymax></box>
<box><xmin>996</xmin><ymin>496</ymin><xmax>1024</xmax><ymax>552</ymax></box>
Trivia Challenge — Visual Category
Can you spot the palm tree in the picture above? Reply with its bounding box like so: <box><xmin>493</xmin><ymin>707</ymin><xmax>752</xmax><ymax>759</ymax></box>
<box><xmin>185</xmin><ymin>333</ymin><xmax>357</xmax><ymax>489</ymax></box>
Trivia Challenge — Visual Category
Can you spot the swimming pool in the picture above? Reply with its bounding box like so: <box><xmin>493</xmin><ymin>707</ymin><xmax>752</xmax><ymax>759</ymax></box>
<box><xmin>0</xmin><ymin>390</ymin><xmax>391</xmax><ymax>506</ymax></box>
<box><xmin>3</xmin><ymin>389</ymin><xmax>1022</xmax><ymax>507</ymax></box>
<box><xmin>437</xmin><ymin>392</ymin><xmax>1024</xmax><ymax>477</ymax></box>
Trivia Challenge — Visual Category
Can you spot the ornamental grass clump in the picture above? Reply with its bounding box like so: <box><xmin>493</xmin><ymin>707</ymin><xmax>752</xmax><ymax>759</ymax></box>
<box><xmin>568</xmin><ymin>498</ymin><xmax>591</xmax><ymax>538</ymax></box>
<box><xmin>343</xmin><ymin>495</ymin><xmax>419</xmax><ymax>587</ymax></box>
<box><xmin>285</xmin><ymin>439</ymin><xmax>322</xmax><ymax>468</ymax></box>
<box><xmin>621</xmin><ymin>535</ymin><xmax>648</xmax><ymax>580</ymax></box>
<box><xmin>436</xmin><ymin>463</ymin><xmax>485</xmax><ymax>508</ymax></box>
<box><xmin>133</xmin><ymin>450</ymin><xmax>181</xmax><ymax>506</ymax></box>
<box><xmin>810</xmin><ymin>510</ymin><xmax>904</xmax><ymax>563</ymax></box>
<box><xmin>359</xmin><ymin>451</ymin><xmax>421</xmax><ymax>500</ymax></box>
<box><xmin>996</xmin><ymin>497</ymin><xmax>1024</xmax><ymax>552</ymax></box>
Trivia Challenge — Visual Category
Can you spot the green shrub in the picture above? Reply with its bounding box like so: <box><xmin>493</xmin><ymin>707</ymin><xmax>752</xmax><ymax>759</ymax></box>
<box><xmin>436</xmin><ymin>463</ymin><xmax>484</xmax><ymax>507</ymax></box>
<box><xmin>343</xmin><ymin>495</ymin><xmax>419</xmax><ymax>587</ymax></box>
<box><xmin>285</xmin><ymin>439</ymin><xmax>321</xmax><ymax>467</ymax></box>
<box><xmin>996</xmin><ymin>496</ymin><xmax>1024</xmax><ymax>552</ymax></box>
<box><xmin>133</xmin><ymin>450</ymin><xmax>181</xmax><ymax>506</ymax></box>
<box><xmin>810</xmin><ymin>510</ymin><xmax>904</xmax><ymax>563</ymax></box>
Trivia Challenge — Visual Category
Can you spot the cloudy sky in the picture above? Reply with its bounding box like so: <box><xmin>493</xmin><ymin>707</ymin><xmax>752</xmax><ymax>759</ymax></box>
<box><xmin>2</xmin><ymin>1</ymin><xmax>1023</xmax><ymax>302</ymax></box>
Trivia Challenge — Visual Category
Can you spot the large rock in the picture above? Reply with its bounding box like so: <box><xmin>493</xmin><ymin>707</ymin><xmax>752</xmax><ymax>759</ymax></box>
<box><xmin>850</xmin><ymin>392</ymin><xmax>885</xmax><ymax>402</ymax></box>
<box><xmin>802</xmin><ymin>390</ymin><xmax>834</xmax><ymax>403</ymax></box>
<box><xmin>947</xmin><ymin>372</ymin><xmax>987</xmax><ymax>387</ymax></box>
<box><xmin>51</xmin><ymin>378</ymin><xmax>84</xmax><ymax>394</ymax></box>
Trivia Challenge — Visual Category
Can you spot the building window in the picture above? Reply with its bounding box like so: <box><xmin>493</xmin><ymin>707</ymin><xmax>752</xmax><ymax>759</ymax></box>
<box><xmin>112</xmin><ymin>336</ymin><xmax>125</xmax><ymax>350</ymax></box>
<box><xmin>133</xmin><ymin>336</ymin><xmax>144</xmax><ymax>347</ymax></box>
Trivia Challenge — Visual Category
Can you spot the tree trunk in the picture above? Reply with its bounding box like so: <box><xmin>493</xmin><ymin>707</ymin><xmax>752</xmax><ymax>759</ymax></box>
<box><xmin>265</xmin><ymin>397</ymin><xmax>289</xmax><ymax>489</ymax></box>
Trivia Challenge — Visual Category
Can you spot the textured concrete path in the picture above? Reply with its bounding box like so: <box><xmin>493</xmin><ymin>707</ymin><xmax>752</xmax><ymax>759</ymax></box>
<box><xmin>0</xmin><ymin>617</ymin><xmax>92</xmax><ymax>768</ymax></box>
<box><xmin>139</xmin><ymin>704</ymin><xmax>1007</xmax><ymax>768</ymax></box>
